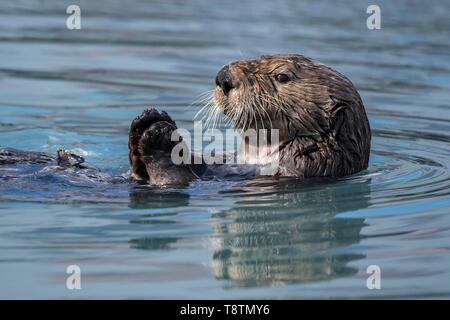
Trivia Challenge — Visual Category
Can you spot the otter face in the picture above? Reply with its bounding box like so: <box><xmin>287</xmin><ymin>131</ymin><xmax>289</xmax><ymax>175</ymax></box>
<box><xmin>213</xmin><ymin>54</ymin><xmax>367</xmax><ymax>142</ymax></box>
<box><xmin>214</xmin><ymin>55</ymin><xmax>303</xmax><ymax>134</ymax></box>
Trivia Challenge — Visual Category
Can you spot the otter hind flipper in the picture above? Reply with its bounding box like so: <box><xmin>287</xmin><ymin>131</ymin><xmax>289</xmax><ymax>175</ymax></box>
<box><xmin>56</xmin><ymin>149</ymin><xmax>96</xmax><ymax>170</ymax></box>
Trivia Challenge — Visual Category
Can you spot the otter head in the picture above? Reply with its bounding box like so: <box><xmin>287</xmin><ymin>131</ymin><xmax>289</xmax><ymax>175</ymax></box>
<box><xmin>213</xmin><ymin>54</ymin><xmax>371</xmax><ymax>175</ymax></box>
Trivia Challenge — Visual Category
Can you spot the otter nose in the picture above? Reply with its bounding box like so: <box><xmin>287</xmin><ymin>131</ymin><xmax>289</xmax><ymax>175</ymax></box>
<box><xmin>215</xmin><ymin>65</ymin><xmax>234</xmax><ymax>96</ymax></box>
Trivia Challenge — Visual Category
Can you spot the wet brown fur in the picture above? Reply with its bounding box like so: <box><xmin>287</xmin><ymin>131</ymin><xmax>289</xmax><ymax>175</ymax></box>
<box><xmin>213</xmin><ymin>54</ymin><xmax>371</xmax><ymax>178</ymax></box>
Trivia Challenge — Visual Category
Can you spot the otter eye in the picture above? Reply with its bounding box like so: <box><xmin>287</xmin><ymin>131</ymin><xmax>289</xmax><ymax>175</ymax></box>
<box><xmin>275</xmin><ymin>73</ymin><xmax>290</xmax><ymax>83</ymax></box>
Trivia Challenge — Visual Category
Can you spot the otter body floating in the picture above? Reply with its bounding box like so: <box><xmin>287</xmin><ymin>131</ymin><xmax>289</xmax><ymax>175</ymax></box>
<box><xmin>1</xmin><ymin>54</ymin><xmax>371</xmax><ymax>187</ymax></box>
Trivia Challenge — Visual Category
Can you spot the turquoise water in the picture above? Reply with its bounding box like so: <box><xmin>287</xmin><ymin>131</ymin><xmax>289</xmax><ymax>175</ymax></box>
<box><xmin>1</xmin><ymin>0</ymin><xmax>450</xmax><ymax>299</ymax></box>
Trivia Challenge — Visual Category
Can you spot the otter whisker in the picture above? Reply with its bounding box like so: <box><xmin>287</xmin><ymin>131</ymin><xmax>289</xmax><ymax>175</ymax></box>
<box><xmin>205</xmin><ymin>104</ymin><xmax>218</xmax><ymax>131</ymax></box>
<box><xmin>211</xmin><ymin>104</ymin><xmax>221</xmax><ymax>131</ymax></box>
<box><xmin>254</xmin><ymin>99</ymin><xmax>266</xmax><ymax>131</ymax></box>
<box><xmin>195</xmin><ymin>101</ymin><xmax>214</xmax><ymax>123</ymax></box>
<box><xmin>201</xmin><ymin>100</ymin><xmax>216</xmax><ymax>131</ymax></box>
<box><xmin>253</xmin><ymin>93</ymin><xmax>275</xmax><ymax>131</ymax></box>
<box><xmin>194</xmin><ymin>94</ymin><xmax>215</xmax><ymax>119</ymax></box>
<box><xmin>253</xmin><ymin>94</ymin><xmax>267</xmax><ymax>130</ymax></box>
<box><xmin>189</xmin><ymin>89</ymin><xmax>215</xmax><ymax>109</ymax></box>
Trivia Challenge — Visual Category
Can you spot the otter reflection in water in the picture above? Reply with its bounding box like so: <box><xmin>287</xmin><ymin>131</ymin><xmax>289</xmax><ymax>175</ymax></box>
<box><xmin>128</xmin><ymin>177</ymin><xmax>370</xmax><ymax>287</ymax></box>
<box><xmin>209</xmin><ymin>178</ymin><xmax>369</xmax><ymax>287</ymax></box>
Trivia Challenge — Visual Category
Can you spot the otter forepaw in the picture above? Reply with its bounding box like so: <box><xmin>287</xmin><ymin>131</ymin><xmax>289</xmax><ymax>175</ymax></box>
<box><xmin>129</xmin><ymin>108</ymin><xmax>177</xmax><ymax>181</ymax></box>
<box><xmin>138</xmin><ymin>121</ymin><xmax>178</xmax><ymax>156</ymax></box>
<box><xmin>129</xmin><ymin>108</ymin><xmax>176</xmax><ymax>143</ymax></box>
<box><xmin>137</xmin><ymin>121</ymin><xmax>197</xmax><ymax>186</ymax></box>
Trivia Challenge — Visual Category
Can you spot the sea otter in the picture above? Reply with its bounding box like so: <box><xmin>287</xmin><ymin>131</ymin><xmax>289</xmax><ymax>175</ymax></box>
<box><xmin>1</xmin><ymin>54</ymin><xmax>371</xmax><ymax>186</ymax></box>
<box><xmin>128</xmin><ymin>54</ymin><xmax>371</xmax><ymax>185</ymax></box>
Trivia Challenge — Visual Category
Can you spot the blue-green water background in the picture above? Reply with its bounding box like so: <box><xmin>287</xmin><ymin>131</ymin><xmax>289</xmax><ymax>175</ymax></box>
<box><xmin>0</xmin><ymin>0</ymin><xmax>449</xmax><ymax>298</ymax></box>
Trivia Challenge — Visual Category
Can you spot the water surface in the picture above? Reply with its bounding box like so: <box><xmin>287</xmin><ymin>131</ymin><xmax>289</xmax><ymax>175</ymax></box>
<box><xmin>0</xmin><ymin>0</ymin><xmax>450</xmax><ymax>299</ymax></box>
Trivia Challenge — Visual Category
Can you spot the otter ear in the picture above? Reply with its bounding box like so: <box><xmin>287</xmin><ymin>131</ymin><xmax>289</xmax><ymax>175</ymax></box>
<box><xmin>329</xmin><ymin>95</ymin><xmax>347</xmax><ymax>115</ymax></box>
<box><xmin>328</xmin><ymin>95</ymin><xmax>348</xmax><ymax>138</ymax></box>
